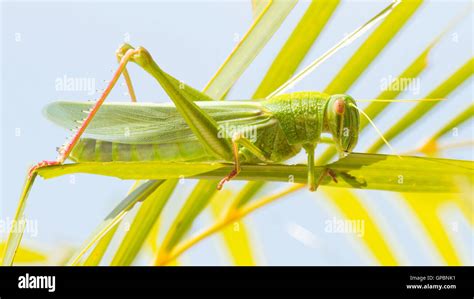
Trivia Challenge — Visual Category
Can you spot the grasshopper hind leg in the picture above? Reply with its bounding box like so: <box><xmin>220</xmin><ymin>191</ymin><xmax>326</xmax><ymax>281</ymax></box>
<box><xmin>116</xmin><ymin>43</ymin><xmax>137</xmax><ymax>102</ymax></box>
<box><xmin>28</xmin><ymin>45</ymin><xmax>142</xmax><ymax>178</ymax></box>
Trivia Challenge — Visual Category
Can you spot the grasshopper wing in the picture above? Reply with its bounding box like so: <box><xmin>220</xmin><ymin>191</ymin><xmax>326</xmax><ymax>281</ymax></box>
<box><xmin>44</xmin><ymin>101</ymin><xmax>273</xmax><ymax>144</ymax></box>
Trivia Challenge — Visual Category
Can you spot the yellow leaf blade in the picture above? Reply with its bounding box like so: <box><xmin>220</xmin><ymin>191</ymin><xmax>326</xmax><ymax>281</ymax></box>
<box><xmin>210</xmin><ymin>190</ymin><xmax>257</xmax><ymax>265</ymax></box>
<box><xmin>403</xmin><ymin>193</ymin><xmax>464</xmax><ymax>265</ymax></box>
<box><xmin>322</xmin><ymin>188</ymin><xmax>399</xmax><ymax>265</ymax></box>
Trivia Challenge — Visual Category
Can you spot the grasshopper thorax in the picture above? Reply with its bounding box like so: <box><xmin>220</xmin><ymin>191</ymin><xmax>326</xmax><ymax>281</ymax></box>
<box><xmin>263</xmin><ymin>92</ymin><xmax>328</xmax><ymax>146</ymax></box>
<box><xmin>262</xmin><ymin>92</ymin><xmax>359</xmax><ymax>154</ymax></box>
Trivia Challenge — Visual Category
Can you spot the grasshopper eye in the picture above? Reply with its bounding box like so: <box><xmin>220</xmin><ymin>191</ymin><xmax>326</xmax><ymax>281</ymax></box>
<box><xmin>326</xmin><ymin>94</ymin><xmax>360</xmax><ymax>155</ymax></box>
<box><xmin>333</xmin><ymin>98</ymin><xmax>345</xmax><ymax>115</ymax></box>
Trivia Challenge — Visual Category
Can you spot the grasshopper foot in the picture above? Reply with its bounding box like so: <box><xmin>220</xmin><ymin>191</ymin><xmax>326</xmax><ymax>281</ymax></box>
<box><xmin>327</xmin><ymin>168</ymin><xmax>338</xmax><ymax>183</ymax></box>
<box><xmin>217</xmin><ymin>168</ymin><xmax>240</xmax><ymax>190</ymax></box>
<box><xmin>28</xmin><ymin>160</ymin><xmax>61</xmax><ymax>178</ymax></box>
<box><xmin>309</xmin><ymin>168</ymin><xmax>338</xmax><ymax>191</ymax></box>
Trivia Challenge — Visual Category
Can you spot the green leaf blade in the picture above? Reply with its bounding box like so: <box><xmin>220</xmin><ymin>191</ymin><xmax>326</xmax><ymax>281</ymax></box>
<box><xmin>324</xmin><ymin>0</ymin><xmax>423</xmax><ymax>94</ymax></box>
<box><xmin>111</xmin><ymin>179</ymin><xmax>178</xmax><ymax>266</ymax></box>
<box><xmin>204</xmin><ymin>0</ymin><xmax>298</xmax><ymax>99</ymax></box>
<box><xmin>36</xmin><ymin>154</ymin><xmax>473</xmax><ymax>194</ymax></box>
<box><xmin>253</xmin><ymin>0</ymin><xmax>340</xmax><ymax>98</ymax></box>
<box><xmin>368</xmin><ymin>57</ymin><xmax>474</xmax><ymax>153</ymax></box>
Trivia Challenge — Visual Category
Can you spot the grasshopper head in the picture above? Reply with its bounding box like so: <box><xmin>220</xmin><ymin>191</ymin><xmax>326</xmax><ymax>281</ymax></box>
<box><xmin>325</xmin><ymin>94</ymin><xmax>359</xmax><ymax>156</ymax></box>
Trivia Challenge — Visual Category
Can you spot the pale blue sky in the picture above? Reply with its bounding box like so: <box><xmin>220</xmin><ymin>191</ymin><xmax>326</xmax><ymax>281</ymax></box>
<box><xmin>1</xmin><ymin>0</ymin><xmax>472</xmax><ymax>265</ymax></box>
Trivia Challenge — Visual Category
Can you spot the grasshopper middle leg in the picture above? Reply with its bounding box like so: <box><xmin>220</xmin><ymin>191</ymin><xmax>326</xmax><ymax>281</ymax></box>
<box><xmin>217</xmin><ymin>132</ymin><xmax>272</xmax><ymax>190</ymax></box>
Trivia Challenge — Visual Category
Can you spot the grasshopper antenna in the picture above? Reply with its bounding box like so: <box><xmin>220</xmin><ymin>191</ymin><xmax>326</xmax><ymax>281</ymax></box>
<box><xmin>356</xmin><ymin>98</ymin><xmax>446</xmax><ymax>103</ymax></box>
<box><xmin>268</xmin><ymin>0</ymin><xmax>401</xmax><ymax>98</ymax></box>
<box><xmin>268</xmin><ymin>0</ymin><xmax>472</xmax><ymax>99</ymax></box>
<box><xmin>349</xmin><ymin>103</ymin><xmax>400</xmax><ymax>158</ymax></box>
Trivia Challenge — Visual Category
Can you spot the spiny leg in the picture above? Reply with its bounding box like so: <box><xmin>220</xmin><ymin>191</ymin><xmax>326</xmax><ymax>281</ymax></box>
<box><xmin>33</xmin><ymin>44</ymin><xmax>242</xmax><ymax>186</ymax></box>
<box><xmin>28</xmin><ymin>45</ymin><xmax>142</xmax><ymax>177</ymax></box>
<box><xmin>59</xmin><ymin>45</ymin><xmax>140</xmax><ymax>161</ymax></box>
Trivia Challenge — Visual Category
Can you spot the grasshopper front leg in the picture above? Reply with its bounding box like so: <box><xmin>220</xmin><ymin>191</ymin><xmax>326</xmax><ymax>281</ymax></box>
<box><xmin>303</xmin><ymin>144</ymin><xmax>337</xmax><ymax>191</ymax></box>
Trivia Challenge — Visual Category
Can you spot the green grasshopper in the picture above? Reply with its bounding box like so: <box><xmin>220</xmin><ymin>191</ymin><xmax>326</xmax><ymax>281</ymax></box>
<box><xmin>28</xmin><ymin>1</ymin><xmax>406</xmax><ymax>191</ymax></box>
<box><xmin>33</xmin><ymin>44</ymin><xmax>362</xmax><ymax>192</ymax></box>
